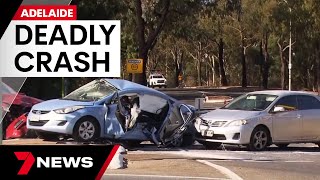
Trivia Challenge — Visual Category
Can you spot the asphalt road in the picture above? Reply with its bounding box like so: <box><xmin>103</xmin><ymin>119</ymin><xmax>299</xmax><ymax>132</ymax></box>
<box><xmin>113</xmin><ymin>143</ymin><xmax>320</xmax><ymax>180</ymax></box>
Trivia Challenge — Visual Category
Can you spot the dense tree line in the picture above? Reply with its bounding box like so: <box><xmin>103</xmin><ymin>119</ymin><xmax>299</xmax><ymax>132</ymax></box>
<box><xmin>118</xmin><ymin>0</ymin><xmax>320</xmax><ymax>91</ymax></box>
<box><xmin>22</xmin><ymin>0</ymin><xmax>320</xmax><ymax>99</ymax></box>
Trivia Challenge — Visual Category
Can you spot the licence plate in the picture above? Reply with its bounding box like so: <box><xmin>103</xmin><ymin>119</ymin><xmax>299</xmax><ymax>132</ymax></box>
<box><xmin>201</xmin><ymin>130</ymin><xmax>214</xmax><ymax>137</ymax></box>
<box><xmin>29</xmin><ymin>116</ymin><xmax>40</xmax><ymax>122</ymax></box>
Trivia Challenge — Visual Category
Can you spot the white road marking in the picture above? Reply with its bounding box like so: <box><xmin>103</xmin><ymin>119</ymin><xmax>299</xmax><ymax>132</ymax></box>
<box><xmin>197</xmin><ymin>160</ymin><xmax>243</xmax><ymax>180</ymax></box>
<box><xmin>242</xmin><ymin>160</ymin><xmax>273</xmax><ymax>163</ymax></box>
<box><xmin>284</xmin><ymin>161</ymin><xmax>314</xmax><ymax>163</ymax></box>
<box><xmin>104</xmin><ymin>174</ymin><xmax>229</xmax><ymax>180</ymax></box>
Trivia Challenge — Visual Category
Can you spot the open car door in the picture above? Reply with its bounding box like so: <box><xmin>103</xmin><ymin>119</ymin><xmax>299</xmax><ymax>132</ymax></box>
<box><xmin>158</xmin><ymin>102</ymin><xmax>194</xmax><ymax>146</ymax></box>
<box><xmin>104</xmin><ymin>92</ymin><xmax>126</xmax><ymax>139</ymax></box>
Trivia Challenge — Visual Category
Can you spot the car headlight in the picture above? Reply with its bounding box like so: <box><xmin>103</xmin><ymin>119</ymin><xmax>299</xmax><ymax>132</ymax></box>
<box><xmin>226</xmin><ymin>119</ymin><xmax>248</xmax><ymax>127</ymax></box>
<box><xmin>54</xmin><ymin>106</ymin><xmax>85</xmax><ymax>114</ymax></box>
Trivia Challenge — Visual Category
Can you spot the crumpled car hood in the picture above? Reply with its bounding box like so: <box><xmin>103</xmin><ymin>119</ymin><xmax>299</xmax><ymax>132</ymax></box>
<box><xmin>31</xmin><ymin>99</ymin><xmax>94</xmax><ymax>111</ymax></box>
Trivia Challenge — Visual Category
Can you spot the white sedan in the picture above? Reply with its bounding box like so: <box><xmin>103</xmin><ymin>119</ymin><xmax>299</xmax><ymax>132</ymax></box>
<box><xmin>194</xmin><ymin>90</ymin><xmax>320</xmax><ymax>151</ymax></box>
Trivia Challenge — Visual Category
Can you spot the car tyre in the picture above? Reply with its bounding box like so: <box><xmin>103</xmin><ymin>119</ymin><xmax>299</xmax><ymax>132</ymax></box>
<box><xmin>248</xmin><ymin>126</ymin><xmax>270</xmax><ymax>151</ymax></box>
<box><xmin>198</xmin><ymin>140</ymin><xmax>221</xmax><ymax>149</ymax></box>
<box><xmin>73</xmin><ymin>117</ymin><xmax>100</xmax><ymax>142</ymax></box>
<box><xmin>275</xmin><ymin>144</ymin><xmax>289</xmax><ymax>149</ymax></box>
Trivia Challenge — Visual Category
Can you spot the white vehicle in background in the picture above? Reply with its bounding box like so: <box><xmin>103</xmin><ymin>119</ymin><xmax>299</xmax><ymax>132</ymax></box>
<box><xmin>147</xmin><ymin>74</ymin><xmax>167</xmax><ymax>88</ymax></box>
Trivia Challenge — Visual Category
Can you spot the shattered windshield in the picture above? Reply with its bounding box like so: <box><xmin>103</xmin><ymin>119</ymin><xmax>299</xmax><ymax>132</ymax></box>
<box><xmin>63</xmin><ymin>80</ymin><xmax>117</xmax><ymax>102</ymax></box>
<box><xmin>222</xmin><ymin>94</ymin><xmax>278</xmax><ymax>111</ymax></box>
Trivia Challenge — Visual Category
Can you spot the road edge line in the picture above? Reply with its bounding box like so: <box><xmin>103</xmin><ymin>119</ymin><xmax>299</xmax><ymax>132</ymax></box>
<box><xmin>197</xmin><ymin>160</ymin><xmax>243</xmax><ymax>180</ymax></box>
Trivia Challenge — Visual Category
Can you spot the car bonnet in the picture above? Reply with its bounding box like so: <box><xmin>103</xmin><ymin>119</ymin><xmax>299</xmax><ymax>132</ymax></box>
<box><xmin>200</xmin><ymin>108</ymin><xmax>263</xmax><ymax>121</ymax></box>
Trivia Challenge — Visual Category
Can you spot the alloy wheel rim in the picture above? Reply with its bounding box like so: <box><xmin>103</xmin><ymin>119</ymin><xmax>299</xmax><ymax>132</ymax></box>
<box><xmin>253</xmin><ymin>130</ymin><xmax>267</xmax><ymax>150</ymax></box>
<box><xmin>79</xmin><ymin>121</ymin><xmax>95</xmax><ymax>140</ymax></box>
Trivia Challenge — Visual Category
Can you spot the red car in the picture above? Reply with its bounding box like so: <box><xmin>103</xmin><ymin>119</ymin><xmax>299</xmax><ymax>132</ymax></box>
<box><xmin>1</xmin><ymin>82</ymin><xmax>42</xmax><ymax>139</ymax></box>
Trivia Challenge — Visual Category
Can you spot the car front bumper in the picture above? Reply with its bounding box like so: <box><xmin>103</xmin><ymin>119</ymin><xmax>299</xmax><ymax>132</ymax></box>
<box><xmin>27</xmin><ymin>111</ymin><xmax>79</xmax><ymax>135</ymax></box>
<box><xmin>194</xmin><ymin>124</ymin><xmax>254</xmax><ymax>145</ymax></box>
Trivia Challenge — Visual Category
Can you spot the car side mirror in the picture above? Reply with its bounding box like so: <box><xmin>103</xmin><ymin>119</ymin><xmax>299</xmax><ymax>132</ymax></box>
<box><xmin>272</xmin><ymin>106</ymin><xmax>285</xmax><ymax>113</ymax></box>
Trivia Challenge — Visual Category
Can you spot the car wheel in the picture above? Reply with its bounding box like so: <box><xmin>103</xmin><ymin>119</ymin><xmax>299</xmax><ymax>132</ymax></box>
<box><xmin>73</xmin><ymin>118</ymin><xmax>100</xmax><ymax>142</ymax></box>
<box><xmin>248</xmin><ymin>126</ymin><xmax>270</xmax><ymax>151</ymax></box>
<box><xmin>275</xmin><ymin>144</ymin><xmax>289</xmax><ymax>149</ymax></box>
<box><xmin>198</xmin><ymin>140</ymin><xmax>221</xmax><ymax>149</ymax></box>
<box><xmin>36</xmin><ymin>131</ymin><xmax>59</xmax><ymax>141</ymax></box>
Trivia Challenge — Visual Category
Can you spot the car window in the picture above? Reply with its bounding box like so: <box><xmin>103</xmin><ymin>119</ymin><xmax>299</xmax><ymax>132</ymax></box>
<box><xmin>222</xmin><ymin>94</ymin><xmax>277</xmax><ymax>111</ymax></box>
<box><xmin>152</xmin><ymin>75</ymin><xmax>163</xmax><ymax>78</ymax></box>
<box><xmin>63</xmin><ymin>80</ymin><xmax>117</xmax><ymax>102</ymax></box>
<box><xmin>297</xmin><ymin>95</ymin><xmax>320</xmax><ymax>110</ymax></box>
<box><xmin>273</xmin><ymin>95</ymin><xmax>298</xmax><ymax>111</ymax></box>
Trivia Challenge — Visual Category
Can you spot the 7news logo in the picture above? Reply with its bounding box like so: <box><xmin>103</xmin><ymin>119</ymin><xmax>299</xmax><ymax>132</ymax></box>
<box><xmin>14</xmin><ymin>152</ymin><xmax>93</xmax><ymax>175</ymax></box>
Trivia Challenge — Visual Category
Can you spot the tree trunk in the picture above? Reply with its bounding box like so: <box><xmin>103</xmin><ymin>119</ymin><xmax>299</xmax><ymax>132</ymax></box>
<box><xmin>317</xmin><ymin>40</ymin><xmax>320</xmax><ymax>95</ymax></box>
<box><xmin>210</xmin><ymin>55</ymin><xmax>216</xmax><ymax>86</ymax></box>
<box><xmin>195</xmin><ymin>42</ymin><xmax>202</xmax><ymax>86</ymax></box>
<box><xmin>218</xmin><ymin>38</ymin><xmax>228</xmax><ymax>86</ymax></box>
<box><xmin>278</xmin><ymin>39</ymin><xmax>286</xmax><ymax>90</ymax></box>
<box><xmin>313</xmin><ymin>56</ymin><xmax>317</xmax><ymax>91</ymax></box>
<box><xmin>241</xmin><ymin>36</ymin><xmax>247</xmax><ymax>87</ymax></box>
<box><xmin>262</xmin><ymin>33</ymin><xmax>269</xmax><ymax>89</ymax></box>
<box><xmin>174</xmin><ymin>50</ymin><xmax>183</xmax><ymax>87</ymax></box>
<box><xmin>132</xmin><ymin>51</ymin><xmax>148</xmax><ymax>85</ymax></box>
<box><xmin>133</xmin><ymin>0</ymin><xmax>170</xmax><ymax>85</ymax></box>
<box><xmin>259</xmin><ymin>41</ymin><xmax>263</xmax><ymax>88</ymax></box>
<box><xmin>197</xmin><ymin>59</ymin><xmax>202</xmax><ymax>86</ymax></box>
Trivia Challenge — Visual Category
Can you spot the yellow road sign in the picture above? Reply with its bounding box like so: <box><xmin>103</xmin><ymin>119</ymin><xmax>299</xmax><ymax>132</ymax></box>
<box><xmin>127</xmin><ymin>59</ymin><xmax>143</xmax><ymax>73</ymax></box>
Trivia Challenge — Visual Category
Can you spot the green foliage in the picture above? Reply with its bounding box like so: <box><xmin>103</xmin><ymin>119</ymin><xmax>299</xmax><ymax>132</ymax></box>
<box><xmin>22</xmin><ymin>0</ymin><xmax>320</xmax><ymax>98</ymax></box>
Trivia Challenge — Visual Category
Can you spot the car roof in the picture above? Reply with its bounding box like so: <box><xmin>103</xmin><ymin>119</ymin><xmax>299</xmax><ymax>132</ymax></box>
<box><xmin>104</xmin><ymin>78</ymin><xmax>173</xmax><ymax>99</ymax></box>
<box><xmin>248</xmin><ymin>90</ymin><xmax>317</xmax><ymax>97</ymax></box>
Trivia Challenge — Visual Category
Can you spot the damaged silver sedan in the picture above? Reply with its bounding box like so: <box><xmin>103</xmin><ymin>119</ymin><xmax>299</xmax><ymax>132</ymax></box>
<box><xmin>27</xmin><ymin>79</ymin><xmax>196</xmax><ymax>147</ymax></box>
